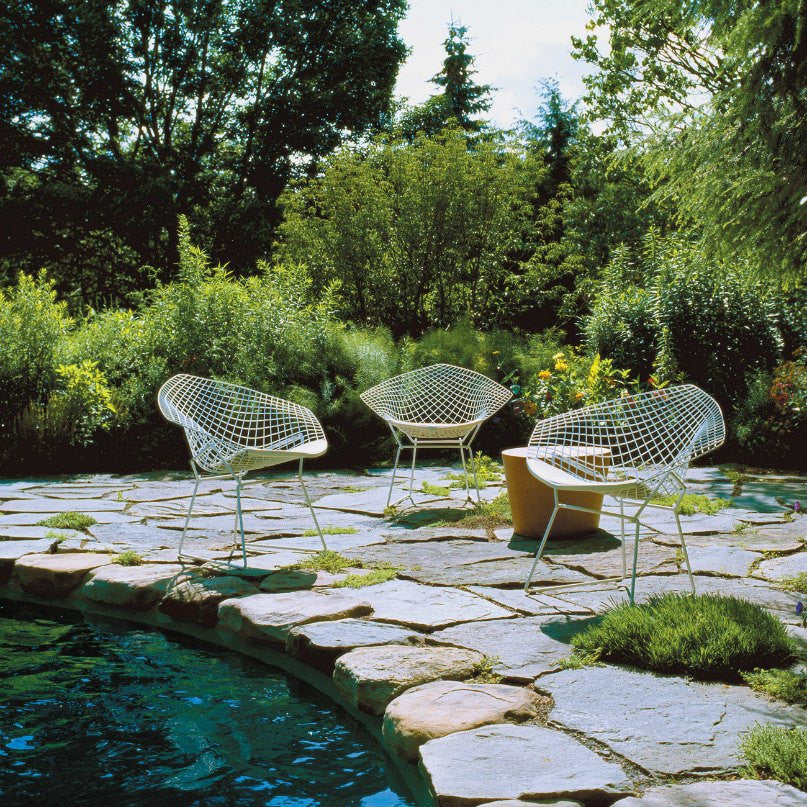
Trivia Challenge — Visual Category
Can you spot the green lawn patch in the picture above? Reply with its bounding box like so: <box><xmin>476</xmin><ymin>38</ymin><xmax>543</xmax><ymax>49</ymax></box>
<box><xmin>302</xmin><ymin>526</ymin><xmax>358</xmax><ymax>537</ymax></box>
<box><xmin>742</xmin><ymin>668</ymin><xmax>807</xmax><ymax>705</ymax></box>
<box><xmin>115</xmin><ymin>550</ymin><xmax>143</xmax><ymax>566</ymax></box>
<box><xmin>36</xmin><ymin>512</ymin><xmax>98</xmax><ymax>531</ymax></box>
<box><xmin>334</xmin><ymin>564</ymin><xmax>399</xmax><ymax>588</ymax></box>
<box><xmin>571</xmin><ymin>593</ymin><xmax>796</xmax><ymax>679</ymax></box>
<box><xmin>741</xmin><ymin>724</ymin><xmax>807</xmax><ymax>790</ymax></box>
<box><xmin>651</xmin><ymin>493</ymin><xmax>733</xmax><ymax>515</ymax></box>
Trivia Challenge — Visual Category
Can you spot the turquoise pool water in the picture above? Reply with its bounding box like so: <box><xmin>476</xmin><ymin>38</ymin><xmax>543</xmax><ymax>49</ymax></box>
<box><xmin>0</xmin><ymin>601</ymin><xmax>414</xmax><ymax>806</ymax></box>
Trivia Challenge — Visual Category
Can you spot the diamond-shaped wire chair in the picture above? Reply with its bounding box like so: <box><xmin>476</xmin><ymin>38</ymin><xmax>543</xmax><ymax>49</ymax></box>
<box><xmin>158</xmin><ymin>374</ymin><xmax>328</xmax><ymax>567</ymax></box>
<box><xmin>360</xmin><ymin>364</ymin><xmax>512</xmax><ymax>506</ymax></box>
<box><xmin>524</xmin><ymin>384</ymin><xmax>724</xmax><ymax>602</ymax></box>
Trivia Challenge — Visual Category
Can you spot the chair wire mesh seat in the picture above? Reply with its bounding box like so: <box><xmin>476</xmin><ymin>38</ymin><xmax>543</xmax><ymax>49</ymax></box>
<box><xmin>360</xmin><ymin>364</ymin><xmax>512</xmax><ymax>506</ymax></box>
<box><xmin>158</xmin><ymin>374</ymin><xmax>328</xmax><ymax>567</ymax></box>
<box><xmin>524</xmin><ymin>384</ymin><xmax>725</xmax><ymax>602</ymax></box>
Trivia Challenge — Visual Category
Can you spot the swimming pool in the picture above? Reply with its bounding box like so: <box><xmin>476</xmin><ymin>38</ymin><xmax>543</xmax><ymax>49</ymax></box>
<box><xmin>0</xmin><ymin>601</ymin><xmax>414</xmax><ymax>806</ymax></box>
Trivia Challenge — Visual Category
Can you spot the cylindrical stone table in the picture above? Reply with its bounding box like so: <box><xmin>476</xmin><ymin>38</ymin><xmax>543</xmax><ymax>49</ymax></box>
<box><xmin>502</xmin><ymin>446</ymin><xmax>610</xmax><ymax>539</ymax></box>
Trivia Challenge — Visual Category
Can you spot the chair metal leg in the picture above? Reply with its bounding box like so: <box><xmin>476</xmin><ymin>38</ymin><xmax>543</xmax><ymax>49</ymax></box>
<box><xmin>629</xmin><ymin>518</ymin><xmax>641</xmax><ymax>604</ymax></box>
<box><xmin>387</xmin><ymin>444</ymin><xmax>402</xmax><ymax>508</ymax></box>
<box><xmin>458</xmin><ymin>443</ymin><xmax>472</xmax><ymax>502</ymax></box>
<box><xmin>675</xmin><ymin>509</ymin><xmax>696</xmax><ymax>594</ymax></box>
<box><xmin>468</xmin><ymin>445</ymin><xmax>481</xmax><ymax>502</ymax></box>
<box><xmin>407</xmin><ymin>441</ymin><xmax>418</xmax><ymax>501</ymax></box>
<box><xmin>619</xmin><ymin>499</ymin><xmax>627</xmax><ymax>581</ymax></box>
<box><xmin>299</xmin><ymin>459</ymin><xmax>327</xmax><ymax>551</ymax></box>
<box><xmin>178</xmin><ymin>466</ymin><xmax>200</xmax><ymax>561</ymax></box>
<box><xmin>525</xmin><ymin>490</ymin><xmax>559</xmax><ymax>591</ymax></box>
<box><xmin>235</xmin><ymin>475</ymin><xmax>248</xmax><ymax>568</ymax></box>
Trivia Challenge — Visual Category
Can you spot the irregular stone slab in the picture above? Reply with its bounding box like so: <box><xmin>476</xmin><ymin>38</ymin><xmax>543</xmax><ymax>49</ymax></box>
<box><xmin>355</xmin><ymin>580</ymin><xmax>513</xmax><ymax>630</ymax></box>
<box><xmin>333</xmin><ymin>645</ymin><xmax>483</xmax><ymax>715</ymax></box>
<box><xmin>128</xmin><ymin>493</ymin><xmax>281</xmax><ymax>519</ymax></box>
<box><xmin>539</xmin><ymin>667</ymin><xmax>807</xmax><ymax>775</ymax></box>
<box><xmin>23</xmin><ymin>483</ymin><xmax>133</xmax><ymax>498</ymax></box>
<box><xmin>419</xmin><ymin>724</ymin><xmax>631</xmax><ymax>806</ymax></box>
<box><xmin>686</xmin><ymin>545</ymin><xmax>760</xmax><ymax>577</ymax></box>
<box><xmin>753</xmin><ymin>551</ymin><xmax>807</xmax><ymax>583</ymax></box>
<box><xmin>382</xmin><ymin>525</ymin><xmax>490</xmax><ymax>543</ymax></box>
<box><xmin>467</xmin><ymin>586</ymin><xmax>594</xmax><ymax>617</ymax></box>
<box><xmin>0</xmin><ymin>539</ymin><xmax>58</xmax><ymax>581</ymax></box>
<box><xmin>158</xmin><ymin>575</ymin><xmax>257</xmax><ymax>626</ymax></box>
<box><xmin>218</xmin><ymin>590</ymin><xmax>372</xmax><ymax>645</ymax></box>
<box><xmin>119</xmin><ymin>481</ymin><xmax>223</xmax><ymax>502</ymax></box>
<box><xmin>545</xmin><ymin>536</ymin><xmax>679</xmax><ymax>579</ymax></box>
<box><xmin>401</xmin><ymin>558</ymin><xmax>591</xmax><ymax>588</ymax></box>
<box><xmin>249</xmin><ymin>530</ymin><xmax>384</xmax><ymax>553</ymax></box>
<box><xmin>0</xmin><ymin>526</ymin><xmax>83</xmax><ymax>541</ymax></box>
<box><xmin>87</xmin><ymin>522</ymin><xmax>197</xmax><ymax>551</ymax></box>
<box><xmin>14</xmin><ymin>552</ymin><xmax>112</xmax><ymax>596</ymax></box>
<box><xmin>347</xmin><ymin>539</ymin><xmax>526</xmax><ymax>570</ymax></box>
<box><xmin>286</xmin><ymin>619</ymin><xmax>420</xmax><ymax>672</ymax></box>
<box><xmin>0</xmin><ymin>498</ymin><xmax>125</xmax><ymax>513</ymax></box>
<box><xmin>611</xmin><ymin>779</ymin><xmax>807</xmax><ymax>807</ymax></box>
<box><xmin>431</xmin><ymin>617</ymin><xmax>592</xmax><ymax>682</ymax></box>
<box><xmin>479</xmin><ymin>802</ymin><xmax>583</xmax><ymax>807</ymax></box>
<box><xmin>383</xmin><ymin>680</ymin><xmax>549</xmax><ymax>761</ymax></box>
<box><xmin>258</xmin><ymin>568</ymin><xmax>347</xmax><ymax>592</ymax></box>
<box><xmin>314</xmin><ymin>487</ymin><xmax>419</xmax><ymax>517</ymax></box>
<box><xmin>652</xmin><ymin>523</ymin><xmax>805</xmax><ymax>554</ymax></box>
<box><xmin>80</xmin><ymin>564</ymin><xmax>184</xmax><ymax>609</ymax></box>
<box><xmin>149</xmin><ymin>514</ymin><xmax>280</xmax><ymax>533</ymax></box>
<box><xmin>0</xmin><ymin>511</ymin><xmax>135</xmax><ymax>526</ymax></box>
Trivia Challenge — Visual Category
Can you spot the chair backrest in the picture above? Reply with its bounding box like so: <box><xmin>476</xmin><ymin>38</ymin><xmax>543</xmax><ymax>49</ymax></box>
<box><xmin>360</xmin><ymin>363</ymin><xmax>512</xmax><ymax>425</ymax></box>
<box><xmin>529</xmin><ymin>384</ymin><xmax>724</xmax><ymax>487</ymax></box>
<box><xmin>158</xmin><ymin>374</ymin><xmax>325</xmax><ymax>455</ymax></box>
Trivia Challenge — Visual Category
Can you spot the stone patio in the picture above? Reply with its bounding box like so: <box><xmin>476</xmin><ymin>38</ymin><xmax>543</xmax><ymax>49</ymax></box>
<box><xmin>0</xmin><ymin>464</ymin><xmax>805</xmax><ymax>806</ymax></box>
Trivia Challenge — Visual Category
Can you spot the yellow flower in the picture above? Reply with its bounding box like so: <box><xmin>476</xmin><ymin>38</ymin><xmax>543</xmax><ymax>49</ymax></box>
<box><xmin>575</xmin><ymin>391</ymin><xmax>585</xmax><ymax>400</ymax></box>
<box><xmin>553</xmin><ymin>352</ymin><xmax>565</xmax><ymax>361</ymax></box>
<box><xmin>538</xmin><ymin>370</ymin><xmax>552</xmax><ymax>380</ymax></box>
<box><xmin>555</xmin><ymin>359</ymin><xmax>569</xmax><ymax>372</ymax></box>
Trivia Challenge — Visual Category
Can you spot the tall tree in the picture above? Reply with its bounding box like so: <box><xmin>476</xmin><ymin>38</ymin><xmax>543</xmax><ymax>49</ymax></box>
<box><xmin>0</xmin><ymin>0</ymin><xmax>407</xmax><ymax>306</ymax></box>
<box><xmin>573</xmin><ymin>0</ymin><xmax>807</xmax><ymax>281</ymax></box>
<box><xmin>398</xmin><ymin>21</ymin><xmax>491</xmax><ymax>139</ymax></box>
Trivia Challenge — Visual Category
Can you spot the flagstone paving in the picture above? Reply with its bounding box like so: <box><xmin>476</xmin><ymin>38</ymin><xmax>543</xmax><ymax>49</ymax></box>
<box><xmin>0</xmin><ymin>464</ymin><xmax>805</xmax><ymax>806</ymax></box>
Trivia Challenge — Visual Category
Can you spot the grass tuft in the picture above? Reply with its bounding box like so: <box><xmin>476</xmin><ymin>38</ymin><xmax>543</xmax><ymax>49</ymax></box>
<box><xmin>467</xmin><ymin>655</ymin><xmax>503</xmax><ymax>684</ymax></box>
<box><xmin>420</xmin><ymin>481</ymin><xmax>451</xmax><ymax>497</ymax></box>
<box><xmin>742</xmin><ymin>668</ymin><xmax>807</xmax><ymax>705</ymax></box>
<box><xmin>335</xmin><ymin>564</ymin><xmax>399</xmax><ymax>588</ymax></box>
<box><xmin>115</xmin><ymin>550</ymin><xmax>143</xmax><ymax>566</ymax></box>
<box><xmin>571</xmin><ymin>593</ymin><xmax>796</xmax><ymax>679</ymax></box>
<box><xmin>651</xmin><ymin>493</ymin><xmax>733</xmax><ymax>515</ymax></box>
<box><xmin>441</xmin><ymin>453</ymin><xmax>503</xmax><ymax>489</ymax></box>
<box><xmin>37</xmin><ymin>512</ymin><xmax>97</xmax><ymax>532</ymax></box>
<box><xmin>555</xmin><ymin>649</ymin><xmax>603</xmax><ymax>671</ymax></box>
<box><xmin>436</xmin><ymin>492</ymin><xmax>512</xmax><ymax>530</ymax></box>
<box><xmin>780</xmin><ymin>573</ymin><xmax>807</xmax><ymax>593</ymax></box>
<box><xmin>293</xmin><ymin>550</ymin><xmax>356</xmax><ymax>575</ymax></box>
<box><xmin>302</xmin><ymin>526</ymin><xmax>358</xmax><ymax>537</ymax></box>
<box><xmin>44</xmin><ymin>530</ymin><xmax>71</xmax><ymax>544</ymax></box>
<box><xmin>740</xmin><ymin>724</ymin><xmax>807</xmax><ymax>790</ymax></box>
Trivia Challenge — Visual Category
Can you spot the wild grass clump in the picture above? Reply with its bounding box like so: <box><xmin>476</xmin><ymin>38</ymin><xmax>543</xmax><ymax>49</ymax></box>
<box><xmin>421</xmin><ymin>481</ymin><xmax>451</xmax><ymax>497</ymax></box>
<box><xmin>115</xmin><ymin>550</ymin><xmax>143</xmax><ymax>566</ymax></box>
<box><xmin>441</xmin><ymin>453</ymin><xmax>503</xmax><ymax>489</ymax></box>
<box><xmin>293</xmin><ymin>550</ymin><xmax>355</xmax><ymax>574</ymax></box>
<box><xmin>780</xmin><ymin>573</ymin><xmax>807</xmax><ymax>592</ymax></box>
<box><xmin>302</xmin><ymin>526</ymin><xmax>358</xmax><ymax>537</ymax></box>
<box><xmin>467</xmin><ymin>655</ymin><xmax>503</xmax><ymax>684</ymax></box>
<box><xmin>571</xmin><ymin>593</ymin><xmax>796</xmax><ymax>679</ymax></box>
<box><xmin>651</xmin><ymin>493</ymin><xmax>733</xmax><ymax>515</ymax></box>
<box><xmin>37</xmin><ymin>512</ymin><xmax>97</xmax><ymax>532</ymax></box>
<box><xmin>740</xmin><ymin>724</ymin><xmax>807</xmax><ymax>790</ymax></box>
<box><xmin>443</xmin><ymin>492</ymin><xmax>512</xmax><ymax>530</ymax></box>
<box><xmin>334</xmin><ymin>564</ymin><xmax>399</xmax><ymax>588</ymax></box>
<box><xmin>742</xmin><ymin>669</ymin><xmax>807</xmax><ymax>705</ymax></box>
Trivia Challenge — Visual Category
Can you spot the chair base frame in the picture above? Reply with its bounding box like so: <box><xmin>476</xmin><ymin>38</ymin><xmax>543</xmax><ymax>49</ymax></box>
<box><xmin>385</xmin><ymin>423</ymin><xmax>483</xmax><ymax>508</ymax></box>
<box><xmin>178</xmin><ymin>456</ymin><xmax>327</xmax><ymax>570</ymax></box>
<box><xmin>523</xmin><ymin>482</ymin><xmax>695</xmax><ymax>605</ymax></box>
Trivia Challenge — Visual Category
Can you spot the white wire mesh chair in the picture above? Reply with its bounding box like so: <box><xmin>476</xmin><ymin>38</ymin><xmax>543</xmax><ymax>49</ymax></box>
<box><xmin>523</xmin><ymin>384</ymin><xmax>725</xmax><ymax>602</ymax></box>
<box><xmin>158</xmin><ymin>374</ymin><xmax>328</xmax><ymax>567</ymax></box>
<box><xmin>360</xmin><ymin>364</ymin><xmax>512</xmax><ymax>506</ymax></box>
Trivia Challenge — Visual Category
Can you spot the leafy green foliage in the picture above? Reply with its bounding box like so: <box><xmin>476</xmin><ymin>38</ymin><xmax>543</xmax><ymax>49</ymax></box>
<box><xmin>650</xmin><ymin>494</ymin><xmax>733</xmax><ymax>516</ymax></box>
<box><xmin>334</xmin><ymin>564</ymin><xmax>399</xmax><ymax>588</ymax></box>
<box><xmin>293</xmin><ymin>551</ymin><xmax>356</xmax><ymax>575</ymax></box>
<box><xmin>740</xmin><ymin>724</ymin><xmax>807</xmax><ymax>790</ymax></box>
<box><xmin>572</xmin><ymin>594</ymin><xmax>796</xmax><ymax>679</ymax></box>
<box><xmin>442</xmin><ymin>492</ymin><xmax>512</xmax><ymax>531</ymax></box>
<box><xmin>742</xmin><ymin>669</ymin><xmax>807</xmax><ymax>706</ymax></box>
<box><xmin>115</xmin><ymin>550</ymin><xmax>143</xmax><ymax>567</ymax></box>
<box><xmin>779</xmin><ymin>574</ymin><xmax>807</xmax><ymax>593</ymax></box>
<box><xmin>467</xmin><ymin>656</ymin><xmax>504</xmax><ymax>684</ymax></box>
<box><xmin>37</xmin><ymin>513</ymin><xmax>97</xmax><ymax>532</ymax></box>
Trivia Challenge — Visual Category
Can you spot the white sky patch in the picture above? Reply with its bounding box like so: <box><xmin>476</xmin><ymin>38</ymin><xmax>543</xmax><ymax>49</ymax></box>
<box><xmin>396</xmin><ymin>0</ymin><xmax>592</xmax><ymax>128</ymax></box>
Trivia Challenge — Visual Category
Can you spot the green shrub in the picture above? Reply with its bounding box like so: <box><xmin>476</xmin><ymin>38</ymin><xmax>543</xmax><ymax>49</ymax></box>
<box><xmin>742</xmin><ymin>668</ymin><xmax>807</xmax><ymax>705</ymax></box>
<box><xmin>571</xmin><ymin>593</ymin><xmax>796</xmax><ymax>679</ymax></box>
<box><xmin>36</xmin><ymin>512</ymin><xmax>97</xmax><ymax>532</ymax></box>
<box><xmin>115</xmin><ymin>550</ymin><xmax>143</xmax><ymax>566</ymax></box>
<box><xmin>740</xmin><ymin>724</ymin><xmax>807</xmax><ymax>790</ymax></box>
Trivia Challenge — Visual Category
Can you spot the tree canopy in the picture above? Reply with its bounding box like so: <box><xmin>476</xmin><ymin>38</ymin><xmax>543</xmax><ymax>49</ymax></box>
<box><xmin>0</xmin><ymin>0</ymin><xmax>407</xmax><ymax>306</ymax></box>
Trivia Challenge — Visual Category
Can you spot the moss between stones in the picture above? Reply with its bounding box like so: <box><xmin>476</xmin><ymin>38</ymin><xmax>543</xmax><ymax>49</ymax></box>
<box><xmin>36</xmin><ymin>512</ymin><xmax>97</xmax><ymax>531</ymax></box>
<box><xmin>571</xmin><ymin>593</ymin><xmax>796</xmax><ymax>680</ymax></box>
<box><xmin>742</xmin><ymin>669</ymin><xmax>807</xmax><ymax>706</ymax></box>
<box><xmin>650</xmin><ymin>493</ymin><xmax>733</xmax><ymax>515</ymax></box>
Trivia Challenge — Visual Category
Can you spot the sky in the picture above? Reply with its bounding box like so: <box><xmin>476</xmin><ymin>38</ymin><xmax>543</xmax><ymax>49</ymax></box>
<box><xmin>395</xmin><ymin>0</ymin><xmax>592</xmax><ymax>129</ymax></box>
